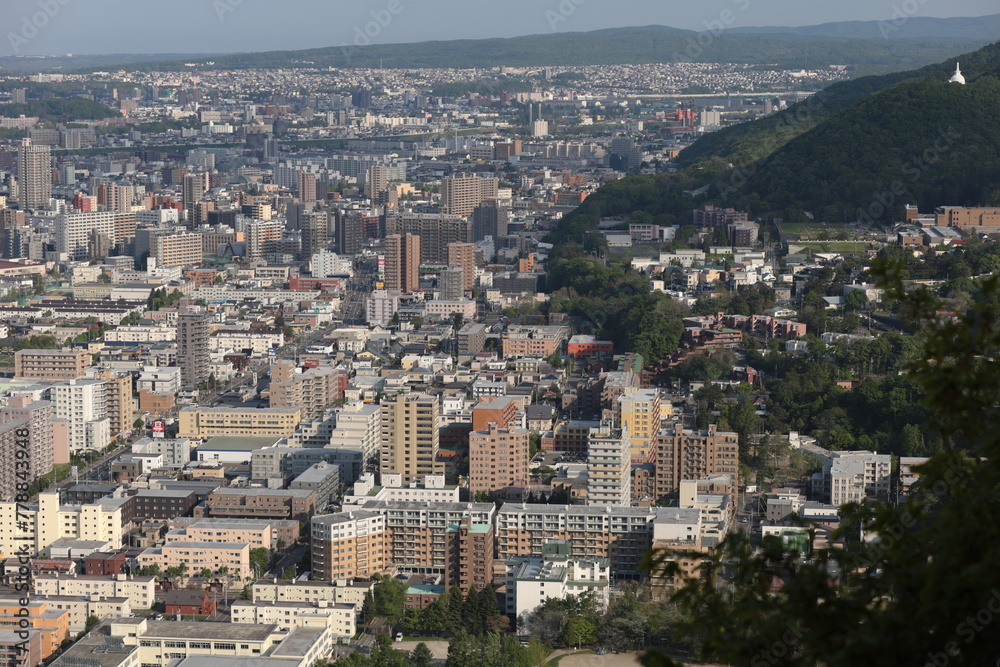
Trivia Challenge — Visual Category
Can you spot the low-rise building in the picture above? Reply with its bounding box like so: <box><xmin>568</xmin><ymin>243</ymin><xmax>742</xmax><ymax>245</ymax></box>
<box><xmin>33</xmin><ymin>573</ymin><xmax>156</xmax><ymax>609</ymax></box>
<box><xmin>137</xmin><ymin>541</ymin><xmax>251</xmax><ymax>580</ymax></box>
<box><xmin>505</xmin><ymin>541</ymin><xmax>610</xmax><ymax>622</ymax></box>
<box><xmin>229</xmin><ymin>600</ymin><xmax>356</xmax><ymax>640</ymax></box>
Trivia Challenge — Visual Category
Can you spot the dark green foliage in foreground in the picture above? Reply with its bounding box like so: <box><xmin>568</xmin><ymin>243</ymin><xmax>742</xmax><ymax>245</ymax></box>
<box><xmin>642</xmin><ymin>259</ymin><xmax>1000</xmax><ymax>666</ymax></box>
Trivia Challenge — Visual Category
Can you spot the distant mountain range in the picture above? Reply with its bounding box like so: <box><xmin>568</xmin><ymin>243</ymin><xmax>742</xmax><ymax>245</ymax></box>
<box><xmin>0</xmin><ymin>15</ymin><xmax>997</xmax><ymax>74</ymax></box>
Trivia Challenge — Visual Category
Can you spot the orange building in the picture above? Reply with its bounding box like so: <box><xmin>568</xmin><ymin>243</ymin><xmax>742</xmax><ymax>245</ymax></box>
<box><xmin>0</xmin><ymin>600</ymin><xmax>69</xmax><ymax>661</ymax></box>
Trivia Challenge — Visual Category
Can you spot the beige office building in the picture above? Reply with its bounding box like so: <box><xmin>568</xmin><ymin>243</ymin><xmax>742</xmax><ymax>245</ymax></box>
<box><xmin>18</xmin><ymin>138</ymin><xmax>51</xmax><ymax>210</ymax></box>
<box><xmin>441</xmin><ymin>173</ymin><xmax>498</xmax><ymax>217</ymax></box>
<box><xmin>380</xmin><ymin>393</ymin><xmax>442</xmax><ymax>484</ymax></box>
<box><xmin>137</xmin><ymin>540</ymin><xmax>252</xmax><ymax>580</ymax></box>
<box><xmin>151</xmin><ymin>232</ymin><xmax>203</xmax><ymax>268</ymax></box>
<box><xmin>178</xmin><ymin>407</ymin><xmax>302</xmax><ymax>439</ymax></box>
<box><xmin>15</xmin><ymin>349</ymin><xmax>91</xmax><ymax>380</ymax></box>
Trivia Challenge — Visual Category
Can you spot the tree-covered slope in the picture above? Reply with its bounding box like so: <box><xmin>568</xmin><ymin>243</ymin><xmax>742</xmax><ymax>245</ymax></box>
<box><xmin>675</xmin><ymin>41</ymin><xmax>1000</xmax><ymax>169</ymax></box>
<box><xmin>736</xmin><ymin>77</ymin><xmax>1000</xmax><ymax>221</ymax></box>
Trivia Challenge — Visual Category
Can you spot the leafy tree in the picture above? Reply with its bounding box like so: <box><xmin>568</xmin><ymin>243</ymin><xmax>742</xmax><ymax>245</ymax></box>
<box><xmin>249</xmin><ymin>547</ymin><xmax>269</xmax><ymax>576</ymax></box>
<box><xmin>642</xmin><ymin>263</ymin><xmax>1000</xmax><ymax>666</ymax></box>
<box><xmin>373</xmin><ymin>576</ymin><xmax>406</xmax><ymax>623</ymax></box>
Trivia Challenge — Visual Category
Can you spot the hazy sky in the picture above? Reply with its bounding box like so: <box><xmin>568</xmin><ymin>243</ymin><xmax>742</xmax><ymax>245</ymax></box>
<box><xmin>3</xmin><ymin>0</ymin><xmax>998</xmax><ymax>56</ymax></box>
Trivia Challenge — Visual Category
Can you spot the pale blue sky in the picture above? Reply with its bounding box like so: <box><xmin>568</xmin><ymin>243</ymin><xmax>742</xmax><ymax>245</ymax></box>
<box><xmin>3</xmin><ymin>0</ymin><xmax>998</xmax><ymax>56</ymax></box>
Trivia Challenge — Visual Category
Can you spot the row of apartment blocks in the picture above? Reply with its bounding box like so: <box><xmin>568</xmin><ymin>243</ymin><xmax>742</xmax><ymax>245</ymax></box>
<box><xmin>310</xmin><ymin>496</ymin><xmax>729</xmax><ymax>590</ymax></box>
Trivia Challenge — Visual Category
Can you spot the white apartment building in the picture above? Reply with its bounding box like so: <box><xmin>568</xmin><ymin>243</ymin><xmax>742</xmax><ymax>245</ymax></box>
<box><xmin>103</xmin><ymin>326</ymin><xmax>176</xmax><ymax>343</ymax></box>
<box><xmin>505</xmin><ymin>543</ymin><xmax>610</xmax><ymax>622</ymax></box>
<box><xmin>131</xmin><ymin>437</ymin><xmax>192</xmax><ymax>467</ymax></box>
<box><xmin>812</xmin><ymin>450</ymin><xmax>892</xmax><ymax>506</ymax></box>
<box><xmin>587</xmin><ymin>423</ymin><xmax>632</xmax><ymax>507</ymax></box>
<box><xmin>137</xmin><ymin>366</ymin><xmax>182</xmax><ymax>394</ymax></box>
<box><xmin>251</xmin><ymin>578</ymin><xmax>375</xmax><ymax>611</ymax></box>
<box><xmin>33</xmin><ymin>573</ymin><xmax>156</xmax><ymax>610</ymax></box>
<box><xmin>210</xmin><ymin>329</ymin><xmax>284</xmax><ymax>355</ymax></box>
<box><xmin>55</xmin><ymin>211</ymin><xmax>116</xmax><ymax>260</ymax></box>
<box><xmin>48</xmin><ymin>379</ymin><xmax>110</xmax><ymax>453</ymax></box>
<box><xmin>0</xmin><ymin>493</ymin><xmax>123</xmax><ymax>557</ymax></box>
<box><xmin>342</xmin><ymin>473</ymin><xmax>459</xmax><ymax>506</ymax></box>
<box><xmin>50</xmin><ymin>618</ymin><xmax>332</xmax><ymax>667</ymax></box>
<box><xmin>310</xmin><ymin>251</ymin><xmax>354</xmax><ymax>278</ymax></box>
<box><xmin>229</xmin><ymin>600</ymin><xmax>356</xmax><ymax>639</ymax></box>
<box><xmin>328</xmin><ymin>402</ymin><xmax>382</xmax><ymax>466</ymax></box>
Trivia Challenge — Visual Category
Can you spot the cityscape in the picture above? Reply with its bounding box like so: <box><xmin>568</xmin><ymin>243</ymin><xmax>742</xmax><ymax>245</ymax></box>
<box><xmin>0</xmin><ymin>3</ymin><xmax>998</xmax><ymax>667</ymax></box>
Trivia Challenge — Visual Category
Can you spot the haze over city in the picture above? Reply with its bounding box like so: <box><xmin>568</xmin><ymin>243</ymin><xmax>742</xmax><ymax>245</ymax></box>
<box><xmin>1</xmin><ymin>0</ymin><xmax>998</xmax><ymax>56</ymax></box>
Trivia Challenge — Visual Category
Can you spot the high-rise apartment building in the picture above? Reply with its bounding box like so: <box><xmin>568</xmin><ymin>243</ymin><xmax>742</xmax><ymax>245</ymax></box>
<box><xmin>441</xmin><ymin>173</ymin><xmax>499</xmax><ymax>217</ymax></box>
<box><xmin>151</xmin><ymin>231</ymin><xmax>203</xmax><ymax>268</ymax></box>
<box><xmin>616</xmin><ymin>388</ymin><xmax>663</xmax><ymax>461</ymax></box>
<box><xmin>587</xmin><ymin>423</ymin><xmax>632</xmax><ymax>507</ymax></box>
<box><xmin>364</xmin><ymin>165</ymin><xmax>388</xmax><ymax>202</ymax></box>
<box><xmin>17</xmin><ymin>138</ymin><xmax>51</xmax><ymax>210</ymax></box>
<box><xmin>653</xmin><ymin>425</ymin><xmax>739</xmax><ymax>503</ymax></box>
<box><xmin>472</xmin><ymin>200</ymin><xmax>509</xmax><ymax>242</ymax></box>
<box><xmin>301</xmin><ymin>210</ymin><xmax>329</xmax><ymax>260</ymax></box>
<box><xmin>447</xmin><ymin>242</ymin><xmax>477</xmax><ymax>291</ymax></box>
<box><xmin>48</xmin><ymin>379</ymin><xmax>109</xmax><ymax>454</ymax></box>
<box><xmin>182</xmin><ymin>172</ymin><xmax>209</xmax><ymax>213</ymax></box>
<box><xmin>0</xmin><ymin>396</ymin><xmax>54</xmax><ymax>495</ymax></box>
<box><xmin>297</xmin><ymin>171</ymin><xmax>318</xmax><ymax>202</ymax></box>
<box><xmin>177</xmin><ymin>307</ymin><xmax>210</xmax><ymax>389</ymax></box>
<box><xmin>311</xmin><ymin>510</ymin><xmax>387</xmax><ymax>581</ymax></box>
<box><xmin>380</xmin><ymin>393</ymin><xmax>442</xmax><ymax>484</ymax></box>
<box><xmin>468</xmin><ymin>423</ymin><xmax>529</xmax><ymax>498</ymax></box>
<box><xmin>55</xmin><ymin>211</ymin><xmax>116</xmax><ymax>261</ymax></box>
<box><xmin>269</xmin><ymin>361</ymin><xmax>347</xmax><ymax>419</ymax></box>
<box><xmin>385</xmin><ymin>213</ymin><xmax>471</xmax><ymax>264</ymax></box>
<box><xmin>444</xmin><ymin>518</ymin><xmax>495</xmax><ymax>593</ymax></box>
<box><xmin>813</xmin><ymin>450</ymin><xmax>892</xmax><ymax>506</ymax></box>
<box><xmin>95</xmin><ymin>369</ymin><xmax>133</xmax><ymax>440</ymax></box>
<box><xmin>244</xmin><ymin>219</ymin><xmax>283</xmax><ymax>260</ymax></box>
<box><xmin>333</xmin><ymin>210</ymin><xmax>365</xmax><ymax>255</ymax></box>
<box><xmin>14</xmin><ymin>349</ymin><xmax>91</xmax><ymax>381</ymax></box>
<box><xmin>438</xmin><ymin>267</ymin><xmax>465</xmax><ymax>301</ymax></box>
<box><xmin>384</xmin><ymin>233</ymin><xmax>420</xmax><ymax>293</ymax></box>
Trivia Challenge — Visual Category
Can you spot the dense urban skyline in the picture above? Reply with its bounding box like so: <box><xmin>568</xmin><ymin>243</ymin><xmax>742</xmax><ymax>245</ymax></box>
<box><xmin>2</xmin><ymin>0</ymin><xmax>998</xmax><ymax>56</ymax></box>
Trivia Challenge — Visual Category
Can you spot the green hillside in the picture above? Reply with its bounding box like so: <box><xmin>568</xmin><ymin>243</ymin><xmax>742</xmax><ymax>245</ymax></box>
<box><xmin>735</xmin><ymin>77</ymin><xmax>1000</xmax><ymax>221</ymax></box>
<box><xmin>0</xmin><ymin>98</ymin><xmax>119</xmax><ymax>124</ymax></box>
<box><xmin>546</xmin><ymin>41</ymin><xmax>1000</xmax><ymax>245</ymax></box>
<box><xmin>676</xmin><ymin>41</ymin><xmax>1000</xmax><ymax>168</ymax></box>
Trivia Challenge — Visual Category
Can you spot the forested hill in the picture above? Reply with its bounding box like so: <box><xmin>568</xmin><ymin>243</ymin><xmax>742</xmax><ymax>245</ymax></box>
<box><xmin>543</xmin><ymin>41</ymin><xmax>1000</xmax><ymax>237</ymax></box>
<box><xmin>675</xmin><ymin>40</ymin><xmax>1000</xmax><ymax>169</ymax></box>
